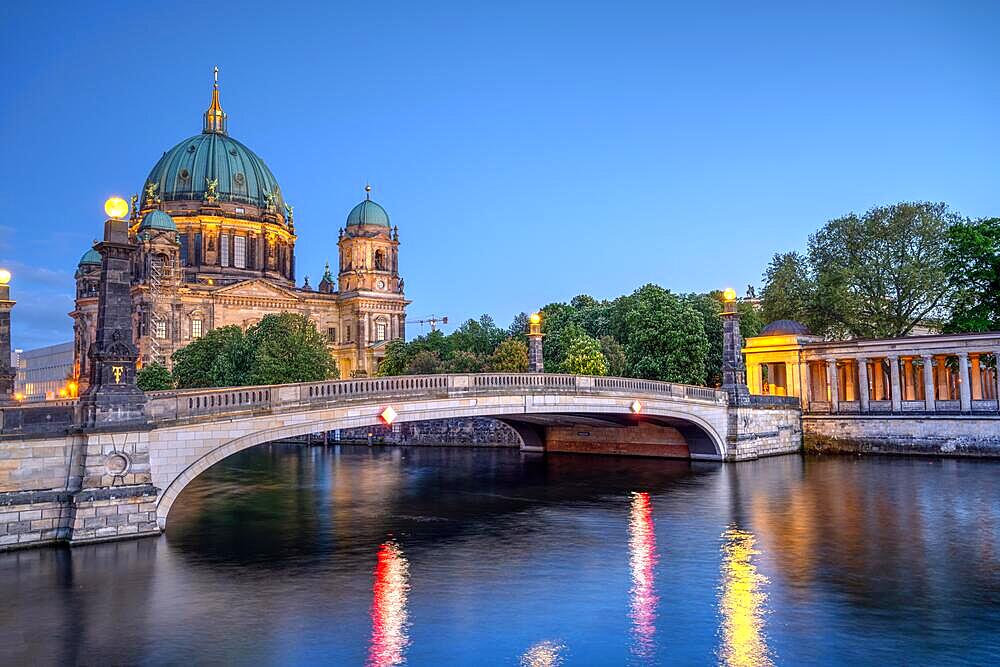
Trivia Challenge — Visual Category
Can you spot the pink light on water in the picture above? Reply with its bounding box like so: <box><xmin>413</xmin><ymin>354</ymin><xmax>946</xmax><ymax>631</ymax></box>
<box><xmin>629</xmin><ymin>491</ymin><xmax>658</xmax><ymax>660</ymax></box>
<box><xmin>367</xmin><ymin>540</ymin><xmax>410</xmax><ymax>667</ymax></box>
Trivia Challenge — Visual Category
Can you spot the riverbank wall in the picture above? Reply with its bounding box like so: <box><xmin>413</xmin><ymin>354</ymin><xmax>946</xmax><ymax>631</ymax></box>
<box><xmin>803</xmin><ymin>415</ymin><xmax>1000</xmax><ymax>457</ymax></box>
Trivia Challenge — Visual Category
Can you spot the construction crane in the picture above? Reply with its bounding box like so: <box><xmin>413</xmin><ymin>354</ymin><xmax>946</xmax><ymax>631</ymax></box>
<box><xmin>406</xmin><ymin>315</ymin><xmax>449</xmax><ymax>332</ymax></box>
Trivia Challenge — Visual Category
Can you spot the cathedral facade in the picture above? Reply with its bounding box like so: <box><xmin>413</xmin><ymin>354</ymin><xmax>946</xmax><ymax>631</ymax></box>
<box><xmin>71</xmin><ymin>75</ymin><xmax>408</xmax><ymax>390</ymax></box>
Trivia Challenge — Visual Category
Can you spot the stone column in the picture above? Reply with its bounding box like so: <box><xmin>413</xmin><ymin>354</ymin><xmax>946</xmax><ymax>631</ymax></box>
<box><xmin>799</xmin><ymin>360</ymin><xmax>811</xmax><ymax>410</ymax></box>
<box><xmin>970</xmin><ymin>354</ymin><xmax>982</xmax><ymax>401</ymax></box>
<box><xmin>958</xmin><ymin>353</ymin><xmax>972</xmax><ymax>413</ymax></box>
<box><xmin>857</xmin><ymin>357</ymin><xmax>870</xmax><ymax>412</ymax></box>
<box><xmin>719</xmin><ymin>296</ymin><xmax>750</xmax><ymax>405</ymax></box>
<box><xmin>903</xmin><ymin>357</ymin><xmax>915</xmax><ymax>400</ymax></box>
<box><xmin>79</xmin><ymin>217</ymin><xmax>147</xmax><ymax>427</ymax></box>
<box><xmin>0</xmin><ymin>274</ymin><xmax>14</xmax><ymax>402</ymax></box>
<box><xmin>888</xmin><ymin>355</ymin><xmax>902</xmax><ymax>412</ymax></box>
<box><xmin>922</xmin><ymin>355</ymin><xmax>936</xmax><ymax>411</ymax></box>
<box><xmin>827</xmin><ymin>359</ymin><xmax>839</xmax><ymax>413</ymax></box>
<box><xmin>528</xmin><ymin>313</ymin><xmax>544</xmax><ymax>373</ymax></box>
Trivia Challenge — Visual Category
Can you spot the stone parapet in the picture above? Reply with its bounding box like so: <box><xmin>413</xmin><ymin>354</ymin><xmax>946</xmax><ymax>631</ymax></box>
<box><xmin>804</xmin><ymin>415</ymin><xmax>1000</xmax><ymax>457</ymax></box>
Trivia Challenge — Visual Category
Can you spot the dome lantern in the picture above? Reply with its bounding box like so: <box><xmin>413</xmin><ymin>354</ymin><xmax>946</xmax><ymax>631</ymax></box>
<box><xmin>203</xmin><ymin>66</ymin><xmax>227</xmax><ymax>135</ymax></box>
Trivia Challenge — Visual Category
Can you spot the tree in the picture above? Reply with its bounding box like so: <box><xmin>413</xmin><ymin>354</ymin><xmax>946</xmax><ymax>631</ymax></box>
<box><xmin>613</xmin><ymin>284</ymin><xmax>709</xmax><ymax>384</ymax></box>
<box><xmin>245</xmin><ymin>313</ymin><xmax>338</xmax><ymax>385</ymax></box>
<box><xmin>685</xmin><ymin>293</ymin><xmax>725</xmax><ymax>387</ymax></box>
<box><xmin>507</xmin><ymin>312</ymin><xmax>530</xmax><ymax>343</ymax></box>
<box><xmin>599</xmin><ymin>335</ymin><xmax>626</xmax><ymax>376</ymax></box>
<box><xmin>945</xmin><ymin>218</ymin><xmax>1000</xmax><ymax>332</ymax></box>
<box><xmin>447</xmin><ymin>350</ymin><xmax>486</xmax><ymax>372</ymax></box>
<box><xmin>562</xmin><ymin>334</ymin><xmax>608</xmax><ymax>375</ymax></box>
<box><xmin>171</xmin><ymin>325</ymin><xmax>246</xmax><ymax>388</ymax></box>
<box><xmin>136</xmin><ymin>362</ymin><xmax>173</xmax><ymax>391</ymax></box>
<box><xmin>807</xmin><ymin>202</ymin><xmax>958</xmax><ymax>337</ymax></box>
<box><xmin>489</xmin><ymin>338</ymin><xmax>529</xmax><ymax>372</ymax></box>
<box><xmin>377</xmin><ymin>340</ymin><xmax>411</xmax><ymax>376</ymax></box>
<box><xmin>760</xmin><ymin>252</ymin><xmax>814</xmax><ymax>326</ymax></box>
<box><xmin>408</xmin><ymin>350</ymin><xmax>443</xmax><ymax>374</ymax></box>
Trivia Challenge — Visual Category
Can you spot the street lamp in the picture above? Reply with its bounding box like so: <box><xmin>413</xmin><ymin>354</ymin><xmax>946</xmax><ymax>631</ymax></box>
<box><xmin>528</xmin><ymin>312</ymin><xmax>544</xmax><ymax>373</ymax></box>
<box><xmin>0</xmin><ymin>269</ymin><xmax>10</xmax><ymax>285</ymax></box>
<box><xmin>104</xmin><ymin>196</ymin><xmax>129</xmax><ymax>220</ymax></box>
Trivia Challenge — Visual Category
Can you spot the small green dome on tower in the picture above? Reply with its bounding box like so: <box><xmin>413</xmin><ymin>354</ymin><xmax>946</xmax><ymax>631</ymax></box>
<box><xmin>346</xmin><ymin>186</ymin><xmax>390</xmax><ymax>227</ymax></box>
<box><xmin>139</xmin><ymin>210</ymin><xmax>177</xmax><ymax>232</ymax></box>
<box><xmin>78</xmin><ymin>248</ymin><xmax>102</xmax><ymax>266</ymax></box>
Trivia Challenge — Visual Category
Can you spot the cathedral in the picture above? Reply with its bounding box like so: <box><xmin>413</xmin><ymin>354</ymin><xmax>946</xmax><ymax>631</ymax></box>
<box><xmin>71</xmin><ymin>73</ymin><xmax>408</xmax><ymax>390</ymax></box>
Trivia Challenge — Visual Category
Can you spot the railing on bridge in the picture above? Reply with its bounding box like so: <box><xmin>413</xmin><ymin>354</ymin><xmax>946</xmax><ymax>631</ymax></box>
<box><xmin>142</xmin><ymin>373</ymin><xmax>729</xmax><ymax>424</ymax></box>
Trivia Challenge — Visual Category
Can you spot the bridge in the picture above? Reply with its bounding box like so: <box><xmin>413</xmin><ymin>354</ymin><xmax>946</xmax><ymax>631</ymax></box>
<box><xmin>0</xmin><ymin>373</ymin><xmax>799</xmax><ymax>550</ymax></box>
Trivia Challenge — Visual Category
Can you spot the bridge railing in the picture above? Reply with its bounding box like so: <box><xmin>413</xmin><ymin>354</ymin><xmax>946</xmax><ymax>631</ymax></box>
<box><xmin>144</xmin><ymin>373</ymin><xmax>728</xmax><ymax>424</ymax></box>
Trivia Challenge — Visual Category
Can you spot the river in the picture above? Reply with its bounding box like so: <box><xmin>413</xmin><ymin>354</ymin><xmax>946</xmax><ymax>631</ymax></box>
<box><xmin>2</xmin><ymin>445</ymin><xmax>998</xmax><ymax>666</ymax></box>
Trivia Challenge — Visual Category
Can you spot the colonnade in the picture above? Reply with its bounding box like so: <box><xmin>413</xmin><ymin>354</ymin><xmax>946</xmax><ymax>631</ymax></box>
<box><xmin>800</xmin><ymin>351</ymin><xmax>1000</xmax><ymax>414</ymax></box>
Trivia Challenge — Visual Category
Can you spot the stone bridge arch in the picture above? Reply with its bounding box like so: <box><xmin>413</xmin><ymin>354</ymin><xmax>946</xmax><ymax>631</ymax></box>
<box><xmin>150</xmin><ymin>387</ymin><xmax>730</xmax><ymax>528</ymax></box>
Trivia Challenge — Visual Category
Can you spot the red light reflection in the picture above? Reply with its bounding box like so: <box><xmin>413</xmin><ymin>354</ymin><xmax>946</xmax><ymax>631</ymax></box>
<box><xmin>629</xmin><ymin>491</ymin><xmax>658</xmax><ymax>659</ymax></box>
<box><xmin>367</xmin><ymin>540</ymin><xmax>410</xmax><ymax>667</ymax></box>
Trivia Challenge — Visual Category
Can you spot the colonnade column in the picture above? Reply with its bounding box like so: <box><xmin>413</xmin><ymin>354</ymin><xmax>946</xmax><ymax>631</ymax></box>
<box><xmin>995</xmin><ymin>349</ymin><xmax>1000</xmax><ymax>409</ymax></box>
<box><xmin>922</xmin><ymin>354</ymin><xmax>936</xmax><ymax>411</ymax></box>
<box><xmin>827</xmin><ymin>359</ymin><xmax>839</xmax><ymax>413</ymax></box>
<box><xmin>958</xmin><ymin>353</ymin><xmax>972</xmax><ymax>413</ymax></box>
<box><xmin>970</xmin><ymin>354</ymin><xmax>983</xmax><ymax>400</ymax></box>
<box><xmin>857</xmin><ymin>357</ymin><xmax>870</xmax><ymax>412</ymax></box>
<box><xmin>888</xmin><ymin>355</ymin><xmax>901</xmax><ymax>412</ymax></box>
<box><xmin>799</xmin><ymin>361</ymin><xmax>810</xmax><ymax>410</ymax></box>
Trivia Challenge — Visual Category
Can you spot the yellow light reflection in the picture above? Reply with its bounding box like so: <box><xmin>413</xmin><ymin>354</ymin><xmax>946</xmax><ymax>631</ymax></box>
<box><xmin>718</xmin><ymin>527</ymin><xmax>772</xmax><ymax>667</ymax></box>
<box><xmin>367</xmin><ymin>540</ymin><xmax>410</xmax><ymax>667</ymax></box>
<box><xmin>520</xmin><ymin>640</ymin><xmax>566</xmax><ymax>667</ymax></box>
<box><xmin>629</xmin><ymin>491</ymin><xmax>658</xmax><ymax>660</ymax></box>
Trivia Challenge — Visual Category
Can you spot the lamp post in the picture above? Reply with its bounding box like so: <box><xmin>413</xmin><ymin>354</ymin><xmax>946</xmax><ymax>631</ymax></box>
<box><xmin>79</xmin><ymin>198</ymin><xmax>147</xmax><ymax>426</ymax></box>
<box><xmin>720</xmin><ymin>288</ymin><xmax>750</xmax><ymax>406</ymax></box>
<box><xmin>528</xmin><ymin>312</ymin><xmax>544</xmax><ymax>373</ymax></box>
<box><xmin>0</xmin><ymin>268</ymin><xmax>15</xmax><ymax>402</ymax></box>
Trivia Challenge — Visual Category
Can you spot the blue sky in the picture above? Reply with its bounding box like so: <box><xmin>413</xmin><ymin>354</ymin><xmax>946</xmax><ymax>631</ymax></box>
<box><xmin>1</xmin><ymin>1</ymin><xmax>997</xmax><ymax>350</ymax></box>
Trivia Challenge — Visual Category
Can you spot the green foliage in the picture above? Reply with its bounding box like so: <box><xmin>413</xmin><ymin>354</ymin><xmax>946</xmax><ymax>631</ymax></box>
<box><xmin>447</xmin><ymin>350</ymin><xmax>486</xmax><ymax>372</ymax></box>
<box><xmin>599</xmin><ymin>335</ymin><xmax>626</xmax><ymax>377</ymax></box>
<box><xmin>685</xmin><ymin>293</ymin><xmax>724</xmax><ymax>386</ymax></box>
<box><xmin>760</xmin><ymin>252</ymin><xmax>814</xmax><ymax>325</ymax></box>
<box><xmin>507</xmin><ymin>312</ymin><xmax>530</xmax><ymax>343</ymax></box>
<box><xmin>945</xmin><ymin>218</ymin><xmax>1000</xmax><ymax>332</ymax></box>
<box><xmin>408</xmin><ymin>350</ymin><xmax>444</xmax><ymax>374</ymax></box>
<box><xmin>171</xmin><ymin>325</ymin><xmax>246</xmax><ymax>388</ymax></box>
<box><xmin>377</xmin><ymin>340</ymin><xmax>410</xmax><ymax>377</ymax></box>
<box><xmin>562</xmin><ymin>334</ymin><xmax>608</xmax><ymax>376</ymax></box>
<box><xmin>489</xmin><ymin>338</ymin><xmax>529</xmax><ymax>372</ymax></box>
<box><xmin>613</xmin><ymin>284</ymin><xmax>709</xmax><ymax>384</ymax></box>
<box><xmin>136</xmin><ymin>362</ymin><xmax>173</xmax><ymax>391</ymax></box>
<box><xmin>170</xmin><ymin>315</ymin><xmax>337</xmax><ymax>389</ymax></box>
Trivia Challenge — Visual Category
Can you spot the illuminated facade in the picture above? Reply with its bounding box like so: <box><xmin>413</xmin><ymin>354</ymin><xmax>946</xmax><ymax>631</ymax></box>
<box><xmin>71</xmin><ymin>73</ymin><xmax>408</xmax><ymax>389</ymax></box>
<box><xmin>743</xmin><ymin>321</ymin><xmax>1000</xmax><ymax>413</ymax></box>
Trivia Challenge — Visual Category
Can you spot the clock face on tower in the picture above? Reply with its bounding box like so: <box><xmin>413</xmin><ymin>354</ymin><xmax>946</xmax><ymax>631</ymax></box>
<box><xmin>377</xmin><ymin>279</ymin><xmax>386</xmax><ymax>290</ymax></box>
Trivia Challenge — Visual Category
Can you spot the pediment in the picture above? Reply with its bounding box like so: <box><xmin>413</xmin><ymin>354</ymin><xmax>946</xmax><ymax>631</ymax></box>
<box><xmin>213</xmin><ymin>279</ymin><xmax>301</xmax><ymax>301</ymax></box>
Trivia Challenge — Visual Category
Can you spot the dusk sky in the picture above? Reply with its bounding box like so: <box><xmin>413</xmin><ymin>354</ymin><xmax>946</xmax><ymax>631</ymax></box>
<box><xmin>2</xmin><ymin>1</ymin><xmax>998</xmax><ymax>350</ymax></box>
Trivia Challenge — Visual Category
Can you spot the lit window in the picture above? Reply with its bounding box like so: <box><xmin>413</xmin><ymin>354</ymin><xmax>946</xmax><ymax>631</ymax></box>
<box><xmin>154</xmin><ymin>321</ymin><xmax>167</xmax><ymax>339</ymax></box>
<box><xmin>192</xmin><ymin>319</ymin><xmax>203</xmax><ymax>339</ymax></box>
<box><xmin>220</xmin><ymin>233</ymin><xmax>229</xmax><ymax>266</ymax></box>
<box><xmin>376</xmin><ymin>321</ymin><xmax>387</xmax><ymax>342</ymax></box>
<box><xmin>234</xmin><ymin>236</ymin><xmax>246</xmax><ymax>268</ymax></box>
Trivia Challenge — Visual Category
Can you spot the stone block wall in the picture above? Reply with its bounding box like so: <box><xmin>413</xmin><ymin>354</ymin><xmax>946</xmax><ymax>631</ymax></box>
<box><xmin>729</xmin><ymin>406</ymin><xmax>802</xmax><ymax>460</ymax></box>
<box><xmin>68</xmin><ymin>487</ymin><xmax>160</xmax><ymax>545</ymax></box>
<box><xmin>338</xmin><ymin>417</ymin><xmax>521</xmax><ymax>447</ymax></box>
<box><xmin>804</xmin><ymin>415</ymin><xmax>1000</xmax><ymax>457</ymax></box>
<box><xmin>0</xmin><ymin>493</ymin><xmax>73</xmax><ymax>549</ymax></box>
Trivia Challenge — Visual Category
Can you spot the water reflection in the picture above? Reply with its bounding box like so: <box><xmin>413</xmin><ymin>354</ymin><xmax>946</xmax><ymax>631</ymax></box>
<box><xmin>367</xmin><ymin>540</ymin><xmax>410</xmax><ymax>667</ymax></box>
<box><xmin>628</xmin><ymin>491</ymin><xmax>658</xmax><ymax>660</ymax></box>
<box><xmin>520</xmin><ymin>640</ymin><xmax>566</xmax><ymax>666</ymax></box>
<box><xmin>718</xmin><ymin>527</ymin><xmax>772</xmax><ymax>667</ymax></box>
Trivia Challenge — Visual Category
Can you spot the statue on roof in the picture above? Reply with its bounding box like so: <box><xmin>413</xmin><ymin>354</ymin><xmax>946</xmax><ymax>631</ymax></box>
<box><xmin>204</xmin><ymin>177</ymin><xmax>219</xmax><ymax>203</ymax></box>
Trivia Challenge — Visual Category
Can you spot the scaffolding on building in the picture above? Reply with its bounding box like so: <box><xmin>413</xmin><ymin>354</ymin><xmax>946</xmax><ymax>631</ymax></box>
<box><xmin>146</xmin><ymin>253</ymin><xmax>174</xmax><ymax>367</ymax></box>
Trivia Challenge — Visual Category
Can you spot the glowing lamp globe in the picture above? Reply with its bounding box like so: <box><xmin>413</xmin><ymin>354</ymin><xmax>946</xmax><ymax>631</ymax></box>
<box><xmin>722</xmin><ymin>288</ymin><xmax>737</xmax><ymax>302</ymax></box>
<box><xmin>104</xmin><ymin>196</ymin><xmax>129</xmax><ymax>219</ymax></box>
<box><xmin>529</xmin><ymin>313</ymin><xmax>542</xmax><ymax>325</ymax></box>
<box><xmin>0</xmin><ymin>269</ymin><xmax>10</xmax><ymax>285</ymax></box>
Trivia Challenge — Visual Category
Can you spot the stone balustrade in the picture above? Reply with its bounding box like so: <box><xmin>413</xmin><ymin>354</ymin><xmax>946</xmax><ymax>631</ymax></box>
<box><xmin>141</xmin><ymin>373</ymin><xmax>728</xmax><ymax>425</ymax></box>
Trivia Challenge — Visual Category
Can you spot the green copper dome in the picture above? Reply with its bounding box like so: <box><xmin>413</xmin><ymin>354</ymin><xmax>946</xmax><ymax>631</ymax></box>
<box><xmin>78</xmin><ymin>248</ymin><xmax>102</xmax><ymax>266</ymax></box>
<box><xmin>139</xmin><ymin>210</ymin><xmax>177</xmax><ymax>232</ymax></box>
<box><xmin>346</xmin><ymin>198</ymin><xmax>390</xmax><ymax>227</ymax></box>
<box><xmin>142</xmin><ymin>132</ymin><xmax>284</xmax><ymax>212</ymax></box>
